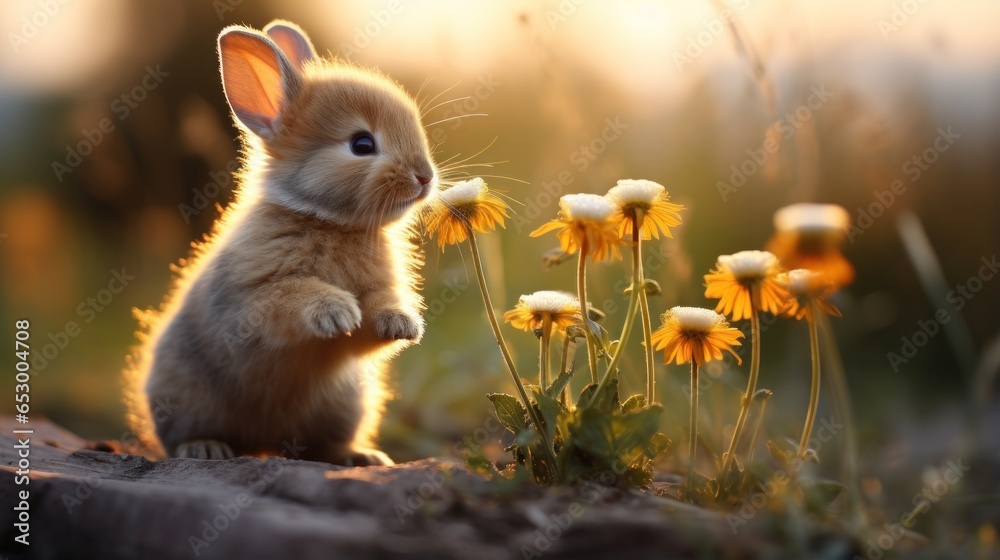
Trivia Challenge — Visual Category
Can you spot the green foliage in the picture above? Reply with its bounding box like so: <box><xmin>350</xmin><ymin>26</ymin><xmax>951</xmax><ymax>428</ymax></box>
<box><xmin>485</xmin><ymin>377</ymin><xmax>671</xmax><ymax>486</ymax></box>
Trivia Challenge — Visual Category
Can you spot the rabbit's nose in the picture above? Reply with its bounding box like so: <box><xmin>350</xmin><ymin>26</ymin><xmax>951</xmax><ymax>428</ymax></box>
<box><xmin>414</xmin><ymin>174</ymin><xmax>432</xmax><ymax>186</ymax></box>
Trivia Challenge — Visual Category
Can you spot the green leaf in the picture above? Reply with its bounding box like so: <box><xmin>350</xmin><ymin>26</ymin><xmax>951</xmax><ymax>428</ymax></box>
<box><xmin>532</xmin><ymin>388</ymin><xmax>564</xmax><ymax>446</ymax></box>
<box><xmin>546</xmin><ymin>370</ymin><xmax>573</xmax><ymax>399</ymax></box>
<box><xmin>802</xmin><ymin>479</ymin><xmax>845</xmax><ymax>513</ymax></box>
<box><xmin>621</xmin><ymin>394</ymin><xmax>647</xmax><ymax>413</ymax></box>
<box><xmin>644</xmin><ymin>432</ymin><xmax>671</xmax><ymax>459</ymax></box>
<box><xmin>487</xmin><ymin>393</ymin><xmax>527</xmax><ymax>434</ymax></box>
<box><xmin>464</xmin><ymin>452</ymin><xmax>501</xmax><ymax>478</ymax></box>
<box><xmin>571</xmin><ymin>404</ymin><xmax>664</xmax><ymax>470</ymax></box>
<box><xmin>578</xmin><ymin>378</ymin><xmax>620</xmax><ymax>412</ymax></box>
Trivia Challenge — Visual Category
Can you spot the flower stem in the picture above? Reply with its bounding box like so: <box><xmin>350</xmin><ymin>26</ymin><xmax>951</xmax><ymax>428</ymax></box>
<box><xmin>746</xmin><ymin>391</ymin><xmax>771</xmax><ymax>469</ymax></box>
<box><xmin>540</xmin><ymin>314</ymin><xmax>553</xmax><ymax>390</ymax></box>
<box><xmin>721</xmin><ymin>288</ymin><xmax>761</xmax><ymax>476</ymax></box>
<box><xmin>688</xmin><ymin>360</ymin><xmax>700</xmax><ymax>491</ymax></box>
<box><xmin>584</xmin><ymin>223</ymin><xmax>644</xmax><ymax>408</ymax></box>
<box><xmin>816</xmin><ymin>312</ymin><xmax>868</xmax><ymax>533</ymax></box>
<box><xmin>630</xmin><ymin>220</ymin><xmax>656</xmax><ymax>404</ymax></box>
<box><xmin>740</xmin><ymin>390</ymin><xmax>772</xmax><ymax>494</ymax></box>
<box><xmin>797</xmin><ymin>303</ymin><xmax>821</xmax><ymax>456</ymax></box>
<box><xmin>467</xmin><ymin>230</ymin><xmax>558</xmax><ymax>470</ymax></box>
<box><xmin>558</xmin><ymin>335</ymin><xmax>573</xmax><ymax>407</ymax></box>
<box><xmin>576</xmin><ymin>238</ymin><xmax>599</xmax><ymax>384</ymax></box>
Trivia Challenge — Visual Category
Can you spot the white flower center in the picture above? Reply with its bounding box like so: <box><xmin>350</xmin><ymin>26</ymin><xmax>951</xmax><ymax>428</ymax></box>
<box><xmin>605</xmin><ymin>179</ymin><xmax>664</xmax><ymax>206</ymax></box>
<box><xmin>560</xmin><ymin>193</ymin><xmax>616</xmax><ymax>221</ymax></box>
<box><xmin>519</xmin><ymin>290</ymin><xmax>579</xmax><ymax>313</ymax></box>
<box><xmin>780</xmin><ymin>269</ymin><xmax>819</xmax><ymax>295</ymax></box>
<box><xmin>440</xmin><ymin>178</ymin><xmax>486</xmax><ymax>206</ymax></box>
<box><xmin>668</xmin><ymin>306</ymin><xmax>726</xmax><ymax>333</ymax></box>
<box><xmin>719</xmin><ymin>250</ymin><xmax>778</xmax><ymax>280</ymax></box>
<box><xmin>773</xmin><ymin>203</ymin><xmax>850</xmax><ymax>233</ymax></box>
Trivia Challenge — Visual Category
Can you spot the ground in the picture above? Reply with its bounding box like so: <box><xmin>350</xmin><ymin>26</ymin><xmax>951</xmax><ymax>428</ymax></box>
<box><xmin>0</xmin><ymin>417</ymin><xmax>962</xmax><ymax>560</ymax></box>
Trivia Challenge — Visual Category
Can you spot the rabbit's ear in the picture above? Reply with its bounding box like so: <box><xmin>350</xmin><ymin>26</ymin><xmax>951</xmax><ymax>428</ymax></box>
<box><xmin>218</xmin><ymin>27</ymin><xmax>302</xmax><ymax>138</ymax></box>
<box><xmin>263</xmin><ymin>20</ymin><xmax>316</xmax><ymax>69</ymax></box>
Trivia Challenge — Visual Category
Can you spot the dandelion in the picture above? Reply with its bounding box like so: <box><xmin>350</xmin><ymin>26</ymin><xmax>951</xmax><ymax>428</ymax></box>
<box><xmin>605</xmin><ymin>179</ymin><xmax>685</xmax><ymax>404</ymax></box>
<box><xmin>704</xmin><ymin>250</ymin><xmax>790</xmax><ymax>321</ymax></box>
<box><xmin>651</xmin><ymin>307</ymin><xmax>744</xmax><ymax>367</ymax></box>
<box><xmin>778</xmin><ymin>269</ymin><xmax>842</xmax><ymax>322</ymax></box>
<box><xmin>531</xmin><ymin>194</ymin><xmax>621</xmax><ymax>384</ymax></box>
<box><xmin>530</xmin><ymin>193</ymin><xmax>622</xmax><ymax>262</ymax></box>
<box><xmin>651</xmin><ymin>306</ymin><xmax>744</xmax><ymax>489</ymax></box>
<box><xmin>767</xmin><ymin>203</ymin><xmax>854</xmax><ymax>287</ymax></box>
<box><xmin>504</xmin><ymin>291</ymin><xmax>581</xmax><ymax>391</ymax></box>
<box><xmin>427</xmin><ymin>177</ymin><xmax>557</xmax><ymax>471</ymax></box>
<box><xmin>425</xmin><ymin>177</ymin><xmax>510</xmax><ymax>249</ymax></box>
<box><xmin>605</xmin><ymin>179</ymin><xmax>685</xmax><ymax>240</ymax></box>
<box><xmin>776</xmin><ymin>269</ymin><xmax>842</xmax><ymax>459</ymax></box>
<box><xmin>704</xmin><ymin>250</ymin><xmax>790</xmax><ymax>477</ymax></box>
<box><xmin>504</xmin><ymin>291</ymin><xmax>581</xmax><ymax>333</ymax></box>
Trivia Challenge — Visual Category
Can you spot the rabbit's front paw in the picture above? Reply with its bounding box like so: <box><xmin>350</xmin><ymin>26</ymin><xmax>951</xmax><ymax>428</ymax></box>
<box><xmin>303</xmin><ymin>293</ymin><xmax>362</xmax><ymax>338</ymax></box>
<box><xmin>375</xmin><ymin>310</ymin><xmax>423</xmax><ymax>342</ymax></box>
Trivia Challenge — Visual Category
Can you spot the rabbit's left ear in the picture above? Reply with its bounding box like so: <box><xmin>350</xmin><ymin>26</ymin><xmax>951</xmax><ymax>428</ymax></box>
<box><xmin>218</xmin><ymin>27</ymin><xmax>301</xmax><ymax>138</ymax></box>
<box><xmin>264</xmin><ymin>20</ymin><xmax>317</xmax><ymax>70</ymax></box>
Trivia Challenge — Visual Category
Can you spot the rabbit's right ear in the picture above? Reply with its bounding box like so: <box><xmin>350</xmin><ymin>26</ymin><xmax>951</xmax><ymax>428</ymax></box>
<box><xmin>218</xmin><ymin>27</ymin><xmax>302</xmax><ymax>139</ymax></box>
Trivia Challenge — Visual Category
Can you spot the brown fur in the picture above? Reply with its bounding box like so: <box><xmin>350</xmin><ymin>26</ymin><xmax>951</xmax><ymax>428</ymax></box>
<box><xmin>124</xmin><ymin>21</ymin><xmax>435</xmax><ymax>465</ymax></box>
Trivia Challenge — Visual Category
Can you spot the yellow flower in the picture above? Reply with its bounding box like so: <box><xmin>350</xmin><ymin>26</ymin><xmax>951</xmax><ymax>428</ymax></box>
<box><xmin>605</xmin><ymin>179</ymin><xmax>685</xmax><ymax>240</ymax></box>
<box><xmin>530</xmin><ymin>193</ymin><xmax>622</xmax><ymax>262</ymax></box>
<box><xmin>425</xmin><ymin>178</ymin><xmax>510</xmax><ymax>249</ymax></box>
<box><xmin>704</xmin><ymin>250</ymin><xmax>791</xmax><ymax>321</ymax></box>
<box><xmin>766</xmin><ymin>203</ymin><xmax>854</xmax><ymax>287</ymax></box>
<box><xmin>651</xmin><ymin>306</ymin><xmax>744</xmax><ymax>365</ymax></box>
<box><xmin>503</xmin><ymin>291</ymin><xmax>581</xmax><ymax>333</ymax></box>
<box><xmin>777</xmin><ymin>269</ymin><xmax>842</xmax><ymax>321</ymax></box>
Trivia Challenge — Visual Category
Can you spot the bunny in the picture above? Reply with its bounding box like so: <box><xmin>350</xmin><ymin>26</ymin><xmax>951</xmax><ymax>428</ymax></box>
<box><xmin>125</xmin><ymin>20</ymin><xmax>436</xmax><ymax>465</ymax></box>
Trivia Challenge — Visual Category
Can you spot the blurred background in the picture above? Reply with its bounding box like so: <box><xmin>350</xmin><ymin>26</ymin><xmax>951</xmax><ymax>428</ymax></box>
<box><xmin>1</xmin><ymin>0</ymin><xmax>998</xmax><ymax>510</ymax></box>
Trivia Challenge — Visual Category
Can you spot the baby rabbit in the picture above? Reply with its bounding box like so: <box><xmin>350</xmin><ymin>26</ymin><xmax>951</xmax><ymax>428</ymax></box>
<box><xmin>126</xmin><ymin>20</ymin><xmax>436</xmax><ymax>465</ymax></box>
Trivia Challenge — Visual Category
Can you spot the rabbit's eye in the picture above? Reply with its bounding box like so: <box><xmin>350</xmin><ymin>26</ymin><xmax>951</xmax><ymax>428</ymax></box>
<box><xmin>350</xmin><ymin>132</ymin><xmax>377</xmax><ymax>156</ymax></box>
